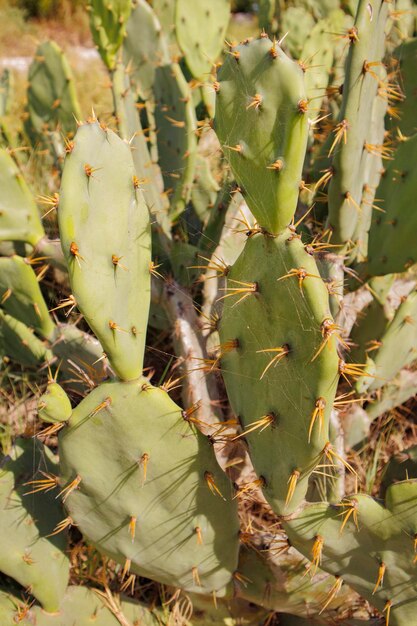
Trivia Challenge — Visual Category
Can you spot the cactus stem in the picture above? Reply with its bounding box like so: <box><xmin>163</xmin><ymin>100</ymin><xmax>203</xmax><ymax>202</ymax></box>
<box><xmin>204</xmin><ymin>471</ymin><xmax>225</xmax><ymax>500</ymax></box>
<box><xmin>372</xmin><ymin>562</ymin><xmax>386</xmax><ymax>594</ymax></box>
<box><xmin>308</xmin><ymin>398</ymin><xmax>326</xmax><ymax>442</ymax></box>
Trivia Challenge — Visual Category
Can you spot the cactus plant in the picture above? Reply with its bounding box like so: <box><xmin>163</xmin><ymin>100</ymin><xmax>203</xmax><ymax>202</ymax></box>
<box><xmin>1</xmin><ymin>0</ymin><xmax>417</xmax><ymax>624</ymax></box>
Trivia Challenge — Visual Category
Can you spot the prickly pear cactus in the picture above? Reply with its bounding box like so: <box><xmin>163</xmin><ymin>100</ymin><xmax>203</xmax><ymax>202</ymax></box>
<box><xmin>25</xmin><ymin>41</ymin><xmax>81</xmax><ymax>141</ymax></box>
<box><xmin>213</xmin><ymin>36</ymin><xmax>309</xmax><ymax>234</ymax></box>
<box><xmin>58</xmin><ymin>121</ymin><xmax>151</xmax><ymax>381</ymax></box>
<box><xmin>59</xmin><ymin>379</ymin><xmax>240</xmax><ymax>593</ymax></box>
<box><xmin>175</xmin><ymin>0</ymin><xmax>231</xmax><ymax>80</ymax></box>
<box><xmin>2</xmin><ymin>0</ymin><xmax>417</xmax><ymax>623</ymax></box>
<box><xmin>88</xmin><ymin>0</ymin><xmax>132</xmax><ymax>70</ymax></box>
<box><xmin>285</xmin><ymin>481</ymin><xmax>417</xmax><ymax>626</ymax></box>
<box><xmin>0</xmin><ymin>439</ymin><xmax>69</xmax><ymax>611</ymax></box>
<box><xmin>0</xmin><ymin>148</ymin><xmax>44</xmax><ymax>247</ymax></box>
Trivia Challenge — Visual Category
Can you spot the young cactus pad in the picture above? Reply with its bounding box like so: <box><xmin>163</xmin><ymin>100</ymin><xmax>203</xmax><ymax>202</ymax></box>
<box><xmin>58</xmin><ymin>120</ymin><xmax>151</xmax><ymax>381</ymax></box>
<box><xmin>213</xmin><ymin>36</ymin><xmax>309</xmax><ymax>235</ymax></box>
<box><xmin>88</xmin><ymin>0</ymin><xmax>132</xmax><ymax>70</ymax></box>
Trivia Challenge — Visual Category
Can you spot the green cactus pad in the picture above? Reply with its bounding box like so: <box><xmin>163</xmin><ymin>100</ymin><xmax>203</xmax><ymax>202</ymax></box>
<box><xmin>219</xmin><ymin>229</ymin><xmax>339</xmax><ymax>514</ymax></box>
<box><xmin>50</xmin><ymin>323</ymin><xmax>109</xmax><ymax>392</ymax></box>
<box><xmin>154</xmin><ymin>62</ymin><xmax>197</xmax><ymax>218</ymax></box>
<box><xmin>0</xmin><ymin>309</ymin><xmax>52</xmax><ymax>366</ymax></box>
<box><xmin>0</xmin><ymin>585</ymin><xmax>163</xmax><ymax>625</ymax></box>
<box><xmin>88</xmin><ymin>0</ymin><xmax>132</xmax><ymax>70</ymax></box>
<box><xmin>390</xmin><ymin>38</ymin><xmax>417</xmax><ymax>136</ymax></box>
<box><xmin>191</xmin><ymin>154</ymin><xmax>220</xmax><ymax>223</ymax></box>
<box><xmin>285</xmin><ymin>482</ymin><xmax>417</xmax><ymax>626</ymax></box>
<box><xmin>236</xmin><ymin>547</ymin><xmax>357</xmax><ymax>619</ymax></box>
<box><xmin>59</xmin><ymin>379</ymin><xmax>240</xmax><ymax>593</ymax></box>
<box><xmin>380</xmin><ymin>446</ymin><xmax>417</xmax><ymax>497</ymax></box>
<box><xmin>366</xmin><ymin>369</ymin><xmax>417</xmax><ymax>422</ymax></box>
<box><xmin>108</xmin><ymin>59</ymin><xmax>170</xmax><ymax>236</ymax></box>
<box><xmin>38</xmin><ymin>382</ymin><xmax>72</xmax><ymax>424</ymax></box>
<box><xmin>152</xmin><ymin>0</ymin><xmax>177</xmax><ymax>49</ymax></box>
<box><xmin>0</xmin><ymin>438</ymin><xmax>69</xmax><ymax>611</ymax></box>
<box><xmin>349</xmin><ymin>275</ymin><xmax>394</xmax><ymax>365</ymax></box>
<box><xmin>26</xmin><ymin>41</ymin><xmax>81</xmax><ymax>139</ymax></box>
<box><xmin>301</xmin><ymin>11</ymin><xmax>346</xmax><ymax>112</ymax></box>
<box><xmin>175</xmin><ymin>0</ymin><xmax>230</xmax><ymax>80</ymax></box>
<box><xmin>58</xmin><ymin>121</ymin><xmax>151</xmax><ymax>381</ymax></box>
<box><xmin>0</xmin><ymin>68</ymin><xmax>12</xmax><ymax>117</ymax></box>
<box><xmin>366</xmin><ymin>133</ymin><xmax>417</xmax><ymax>276</ymax></box>
<box><xmin>0</xmin><ymin>255</ymin><xmax>55</xmax><ymax>339</ymax></box>
<box><xmin>0</xmin><ymin>148</ymin><xmax>44</xmax><ymax>247</ymax></box>
<box><xmin>123</xmin><ymin>0</ymin><xmax>169</xmax><ymax>100</ymax></box>
<box><xmin>357</xmin><ymin>289</ymin><xmax>417</xmax><ymax>393</ymax></box>
<box><xmin>351</xmin><ymin>69</ymin><xmax>387</xmax><ymax>263</ymax></box>
<box><xmin>280</xmin><ymin>7</ymin><xmax>316</xmax><ymax>60</ymax></box>
<box><xmin>327</xmin><ymin>0</ymin><xmax>389</xmax><ymax>245</ymax></box>
<box><xmin>214</xmin><ymin>36</ymin><xmax>309</xmax><ymax>234</ymax></box>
